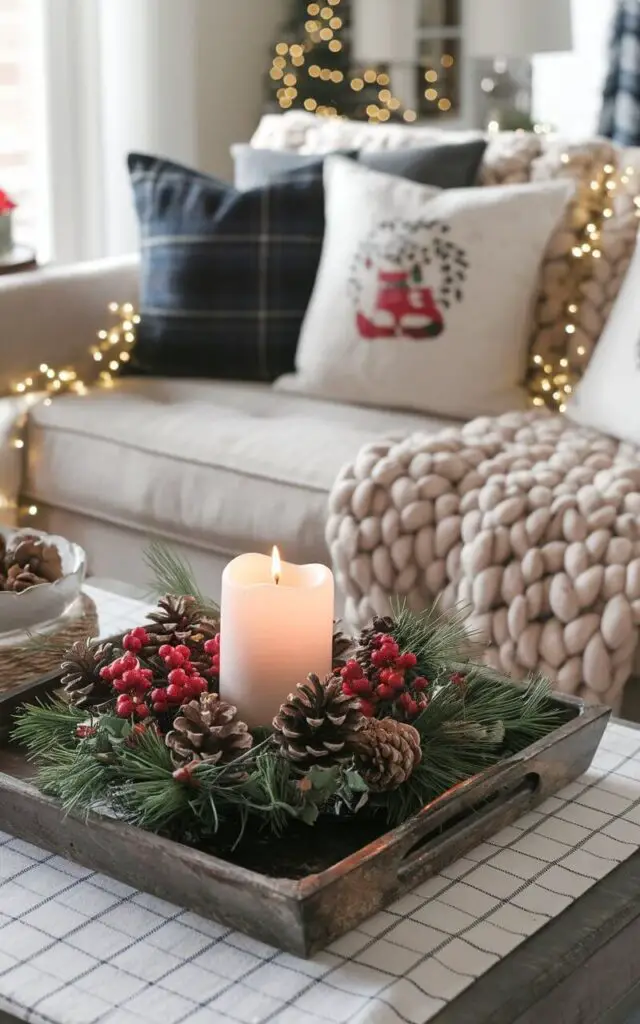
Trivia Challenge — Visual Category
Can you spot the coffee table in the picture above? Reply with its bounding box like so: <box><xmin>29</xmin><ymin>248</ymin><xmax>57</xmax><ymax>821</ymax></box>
<box><xmin>1</xmin><ymin>584</ymin><xmax>640</xmax><ymax>1024</ymax></box>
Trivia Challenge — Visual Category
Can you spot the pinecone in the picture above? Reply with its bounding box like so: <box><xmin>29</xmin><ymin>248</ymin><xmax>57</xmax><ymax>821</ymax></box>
<box><xmin>5</xmin><ymin>565</ymin><xmax>49</xmax><ymax>592</ymax></box>
<box><xmin>353</xmin><ymin>717</ymin><xmax>422</xmax><ymax>791</ymax></box>
<box><xmin>145</xmin><ymin>595</ymin><xmax>218</xmax><ymax>646</ymax></box>
<box><xmin>6</xmin><ymin>537</ymin><xmax>63</xmax><ymax>582</ymax></box>
<box><xmin>60</xmin><ymin>639</ymin><xmax>116</xmax><ymax>710</ymax></box>
<box><xmin>355</xmin><ymin>616</ymin><xmax>394</xmax><ymax>676</ymax></box>
<box><xmin>332</xmin><ymin>623</ymin><xmax>353</xmax><ymax>669</ymax></box>
<box><xmin>272</xmin><ymin>673</ymin><xmax>364</xmax><ymax>769</ymax></box>
<box><xmin>166</xmin><ymin>693</ymin><xmax>252</xmax><ymax>766</ymax></box>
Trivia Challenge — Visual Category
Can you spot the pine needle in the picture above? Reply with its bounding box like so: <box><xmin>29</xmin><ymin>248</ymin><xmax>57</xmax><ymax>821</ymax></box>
<box><xmin>144</xmin><ymin>541</ymin><xmax>219</xmax><ymax>619</ymax></box>
<box><xmin>391</xmin><ymin>600</ymin><xmax>480</xmax><ymax>680</ymax></box>
<box><xmin>12</xmin><ymin>699</ymin><xmax>86</xmax><ymax>759</ymax></box>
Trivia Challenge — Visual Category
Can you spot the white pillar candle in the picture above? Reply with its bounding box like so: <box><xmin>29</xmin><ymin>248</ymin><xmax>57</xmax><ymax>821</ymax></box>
<box><xmin>219</xmin><ymin>548</ymin><xmax>335</xmax><ymax>728</ymax></box>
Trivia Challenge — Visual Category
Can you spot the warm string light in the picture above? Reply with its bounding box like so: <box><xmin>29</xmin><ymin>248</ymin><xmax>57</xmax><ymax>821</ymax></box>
<box><xmin>9</xmin><ymin>303</ymin><xmax>139</xmax><ymax>520</ymax></box>
<box><xmin>270</xmin><ymin>0</ymin><xmax>455</xmax><ymax>123</ymax></box>
<box><xmin>529</xmin><ymin>158</ymin><xmax>640</xmax><ymax>414</ymax></box>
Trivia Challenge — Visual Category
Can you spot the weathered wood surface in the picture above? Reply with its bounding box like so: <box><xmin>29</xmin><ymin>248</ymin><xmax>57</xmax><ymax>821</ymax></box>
<box><xmin>0</xmin><ymin>676</ymin><xmax>611</xmax><ymax>958</ymax></box>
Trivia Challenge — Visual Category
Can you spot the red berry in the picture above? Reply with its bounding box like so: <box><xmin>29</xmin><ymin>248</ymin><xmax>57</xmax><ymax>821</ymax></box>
<box><xmin>359</xmin><ymin>699</ymin><xmax>376</xmax><ymax>718</ymax></box>
<box><xmin>153</xmin><ymin>700</ymin><xmax>169</xmax><ymax>713</ymax></box>
<box><xmin>164</xmin><ymin>650</ymin><xmax>185</xmax><ymax>669</ymax></box>
<box><xmin>371</xmin><ymin>649</ymin><xmax>390</xmax><ymax>668</ymax></box>
<box><xmin>341</xmin><ymin>681</ymin><xmax>354</xmax><ymax>697</ymax></box>
<box><xmin>116</xmin><ymin>696</ymin><xmax>135</xmax><ymax>718</ymax></box>
<box><xmin>113</xmin><ymin>679</ymin><xmax>130</xmax><ymax>693</ymax></box>
<box><xmin>131</xmin><ymin>627</ymin><xmax>149</xmax><ymax>641</ymax></box>
<box><xmin>99</xmin><ymin>666</ymin><xmax>113</xmax><ymax>681</ymax></box>
<box><xmin>376</xmin><ymin>683</ymin><xmax>395</xmax><ymax>700</ymax></box>
<box><xmin>151</xmin><ymin>688</ymin><xmax>166</xmax><ymax>703</ymax></box>
<box><xmin>417</xmin><ymin>696</ymin><xmax>429</xmax><ymax>710</ymax></box>
<box><xmin>413</xmin><ymin>676</ymin><xmax>429</xmax><ymax>691</ymax></box>
<box><xmin>122</xmin><ymin>653</ymin><xmax>138</xmax><ymax>670</ymax></box>
<box><xmin>75</xmin><ymin>725</ymin><xmax>97</xmax><ymax>739</ymax></box>
<box><xmin>341</xmin><ymin>660</ymin><xmax>363</xmax><ymax>681</ymax></box>
<box><xmin>158</xmin><ymin>644</ymin><xmax>172</xmax><ymax>657</ymax></box>
<box><xmin>351</xmin><ymin>677</ymin><xmax>373</xmax><ymax>696</ymax></box>
<box><xmin>111</xmin><ymin>658</ymin><xmax>126</xmax><ymax>677</ymax></box>
<box><xmin>387</xmin><ymin>671</ymin><xmax>405</xmax><ymax>690</ymax></box>
<box><xmin>376</xmin><ymin>633</ymin><xmax>395</xmax><ymax>647</ymax></box>
<box><xmin>406</xmin><ymin>699</ymin><xmax>419</xmax><ymax>717</ymax></box>
<box><xmin>175</xmin><ymin>645</ymin><xmax>191</xmax><ymax>660</ymax></box>
<box><xmin>451</xmin><ymin>672</ymin><xmax>466</xmax><ymax>687</ymax></box>
<box><xmin>166</xmin><ymin>684</ymin><xmax>184</xmax><ymax>702</ymax></box>
<box><xmin>210</xmin><ymin>655</ymin><xmax>220</xmax><ymax>672</ymax></box>
<box><xmin>204</xmin><ymin>637</ymin><xmax>219</xmax><ymax>655</ymax></box>
<box><xmin>398</xmin><ymin>692</ymin><xmax>414</xmax><ymax>710</ymax></box>
<box><xmin>135</xmin><ymin>703</ymin><xmax>150</xmax><ymax>719</ymax></box>
<box><xmin>123</xmin><ymin>634</ymin><xmax>142</xmax><ymax>653</ymax></box>
<box><xmin>168</xmin><ymin>668</ymin><xmax>189</xmax><ymax>687</ymax></box>
<box><xmin>192</xmin><ymin>676</ymin><xmax>207</xmax><ymax>694</ymax></box>
<box><xmin>397</xmin><ymin>652</ymin><xmax>417</xmax><ymax>669</ymax></box>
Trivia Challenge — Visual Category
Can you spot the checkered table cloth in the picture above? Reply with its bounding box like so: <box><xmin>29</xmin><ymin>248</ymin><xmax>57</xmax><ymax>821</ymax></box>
<box><xmin>1</xmin><ymin>588</ymin><xmax>639</xmax><ymax>1024</ymax></box>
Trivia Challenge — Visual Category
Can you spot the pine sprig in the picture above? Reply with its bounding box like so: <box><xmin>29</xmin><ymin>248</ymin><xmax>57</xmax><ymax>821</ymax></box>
<box><xmin>144</xmin><ymin>542</ymin><xmax>219</xmax><ymax>620</ymax></box>
<box><xmin>390</xmin><ymin>601</ymin><xmax>479</xmax><ymax>681</ymax></box>
<box><xmin>12</xmin><ymin>699</ymin><xmax>86</xmax><ymax>759</ymax></box>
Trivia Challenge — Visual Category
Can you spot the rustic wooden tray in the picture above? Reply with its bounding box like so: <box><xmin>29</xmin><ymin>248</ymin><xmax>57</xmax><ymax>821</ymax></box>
<box><xmin>0</xmin><ymin>671</ymin><xmax>610</xmax><ymax>958</ymax></box>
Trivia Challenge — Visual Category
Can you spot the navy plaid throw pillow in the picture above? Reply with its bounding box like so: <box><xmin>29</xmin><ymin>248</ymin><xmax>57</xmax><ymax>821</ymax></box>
<box><xmin>127</xmin><ymin>153</ymin><xmax>326</xmax><ymax>381</ymax></box>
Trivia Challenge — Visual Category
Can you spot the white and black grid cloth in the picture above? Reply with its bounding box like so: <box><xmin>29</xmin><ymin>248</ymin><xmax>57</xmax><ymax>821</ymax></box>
<box><xmin>0</xmin><ymin>589</ymin><xmax>639</xmax><ymax>1024</ymax></box>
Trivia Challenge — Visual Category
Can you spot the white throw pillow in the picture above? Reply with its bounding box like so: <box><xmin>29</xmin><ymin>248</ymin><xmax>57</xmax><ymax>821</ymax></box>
<box><xmin>277</xmin><ymin>156</ymin><xmax>574</xmax><ymax>419</ymax></box>
<box><xmin>566</xmin><ymin>240</ymin><xmax>640</xmax><ymax>443</ymax></box>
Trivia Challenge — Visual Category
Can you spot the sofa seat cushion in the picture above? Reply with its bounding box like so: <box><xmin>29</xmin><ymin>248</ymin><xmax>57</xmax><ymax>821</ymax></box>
<box><xmin>25</xmin><ymin>379</ymin><xmax>458</xmax><ymax>565</ymax></box>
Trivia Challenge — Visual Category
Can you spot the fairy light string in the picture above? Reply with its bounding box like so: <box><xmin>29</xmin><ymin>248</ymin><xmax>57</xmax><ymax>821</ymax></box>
<box><xmin>529</xmin><ymin>156</ymin><xmax>640</xmax><ymax>414</ymax></box>
<box><xmin>9</xmin><ymin>302</ymin><xmax>139</xmax><ymax>519</ymax></box>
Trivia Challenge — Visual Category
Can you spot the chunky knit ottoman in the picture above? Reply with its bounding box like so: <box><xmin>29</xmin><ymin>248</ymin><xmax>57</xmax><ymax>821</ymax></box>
<box><xmin>327</xmin><ymin>412</ymin><xmax>640</xmax><ymax>708</ymax></box>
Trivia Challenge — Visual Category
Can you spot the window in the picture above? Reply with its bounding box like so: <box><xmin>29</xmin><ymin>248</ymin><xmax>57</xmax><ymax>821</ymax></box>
<box><xmin>0</xmin><ymin>0</ymin><xmax>48</xmax><ymax>253</ymax></box>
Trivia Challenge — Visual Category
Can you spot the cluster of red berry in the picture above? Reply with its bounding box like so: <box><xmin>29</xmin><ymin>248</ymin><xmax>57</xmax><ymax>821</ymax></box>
<box><xmin>100</xmin><ymin>645</ymin><xmax>155</xmax><ymax>719</ymax></box>
<box><xmin>101</xmin><ymin>630</ymin><xmax>221</xmax><ymax>719</ymax></box>
<box><xmin>340</xmin><ymin>632</ymin><xmax>430</xmax><ymax>719</ymax></box>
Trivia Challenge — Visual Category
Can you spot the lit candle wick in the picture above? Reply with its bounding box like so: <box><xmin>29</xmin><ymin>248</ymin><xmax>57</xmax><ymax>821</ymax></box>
<box><xmin>271</xmin><ymin>545</ymin><xmax>282</xmax><ymax>586</ymax></box>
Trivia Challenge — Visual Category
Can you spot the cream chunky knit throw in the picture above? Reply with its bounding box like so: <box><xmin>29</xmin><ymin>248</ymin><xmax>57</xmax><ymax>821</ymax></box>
<box><xmin>326</xmin><ymin>412</ymin><xmax>640</xmax><ymax>707</ymax></box>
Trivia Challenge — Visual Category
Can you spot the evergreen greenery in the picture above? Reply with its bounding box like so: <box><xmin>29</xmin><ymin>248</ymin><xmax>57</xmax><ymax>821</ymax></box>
<box><xmin>12</xmin><ymin>580</ymin><xmax>569</xmax><ymax>851</ymax></box>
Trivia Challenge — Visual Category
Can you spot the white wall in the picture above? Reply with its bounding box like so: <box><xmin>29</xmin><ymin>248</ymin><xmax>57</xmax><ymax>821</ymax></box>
<box><xmin>89</xmin><ymin>0</ymin><xmax>286</xmax><ymax>257</ymax></box>
<box><xmin>532</xmin><ymin>0</ymin><xmax>615</xmax><ymax>137</ymax></box>
<box><xmin>196</xmin><ymin>0</ymin><xmax>287</xmax><ymax>179</ymax></box>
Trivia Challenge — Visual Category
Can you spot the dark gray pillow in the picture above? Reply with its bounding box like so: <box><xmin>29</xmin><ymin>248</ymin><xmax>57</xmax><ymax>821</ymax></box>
<box><xmin>232</xmin><ymin>138</ymin><xmax>487</xmax><ymax>191</ymax></box>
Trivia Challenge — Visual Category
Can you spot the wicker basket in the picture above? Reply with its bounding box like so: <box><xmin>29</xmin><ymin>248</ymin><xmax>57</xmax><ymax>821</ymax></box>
<box><xmin>0</xmin><ymin>593</ymin><xmax>99</xmax><ymax>692</ymax></box>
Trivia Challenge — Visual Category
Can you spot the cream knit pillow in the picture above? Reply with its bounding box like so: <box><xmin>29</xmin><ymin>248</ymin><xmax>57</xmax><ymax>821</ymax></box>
<box><xmin>278</xmin><ymin>157</ymin><xmax>573</xmax><ymax>419</ymax></box>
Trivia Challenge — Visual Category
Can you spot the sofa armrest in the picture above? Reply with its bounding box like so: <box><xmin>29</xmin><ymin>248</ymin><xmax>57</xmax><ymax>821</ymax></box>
<box><xmin>0</xmin><ymin>254</ymin><xmax>139</xmax><ymax>394</ymax></box>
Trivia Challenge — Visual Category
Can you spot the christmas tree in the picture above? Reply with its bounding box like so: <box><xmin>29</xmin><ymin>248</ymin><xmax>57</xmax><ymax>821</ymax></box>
<box><xmin>267</xmin><ymin>0</ymin><xmax>416</xmax><ymax>122</ymax></box>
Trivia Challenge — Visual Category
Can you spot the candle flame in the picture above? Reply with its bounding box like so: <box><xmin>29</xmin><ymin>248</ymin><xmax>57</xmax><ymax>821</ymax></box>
<box><xmin>271</xmin><ymin>545</ymin><xmax>282</xmax><ymax>586</ymax></box>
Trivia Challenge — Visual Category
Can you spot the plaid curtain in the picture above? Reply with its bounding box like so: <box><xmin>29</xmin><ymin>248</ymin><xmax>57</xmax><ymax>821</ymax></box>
<box><xmin>599</xmin><ymin>0</ymin><xmax>640</xmax><ymax>144</ymax></box>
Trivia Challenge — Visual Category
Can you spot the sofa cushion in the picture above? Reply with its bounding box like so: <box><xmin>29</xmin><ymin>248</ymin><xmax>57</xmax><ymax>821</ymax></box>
<box><xmin>127</xmin><ymin>153</ymin><xmax>327</xmax><ymax>383</ymax></box>
<box><xmin>232</xmin><ymin>139</ymin><xmax>488</xmax><ymax>191</ymax></box>
<box><xmin>280</xmin><ymin>157</ymin><xmax>572</xmax><ymax>419</ymax></box>
<box><xmin>24</xmin><ymin>380</ymin><xmax>456</xmax><ymax>566</ymax></box>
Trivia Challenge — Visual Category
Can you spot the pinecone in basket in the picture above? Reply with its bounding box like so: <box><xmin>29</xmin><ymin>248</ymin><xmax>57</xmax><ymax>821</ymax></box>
<box><xmin>60</xmin><ymin>638</ymin><xmax>116</xmax><ymax>710</ymax></box>
<box><xmin>5</xmin><ymin>536</ymin><xmax>63</xmax><ymax>583</ymax></box>
<box><xmin>165</xmin><ymin>693</ymin><xmax>252</xmax><ymax>767</ymax></box>
<box><xmin>352</xmin><ymin>717</ymin><xmax>422</xmax><ymax>792</ymax></box>
<box><xmin>4</xmin><ymin>565</ymin><xmax>49</xmax><ymax>592</ymax></box>
<box><xmin>355</xmin><ymin>616</ymin><xmax>394</xmax><ymax>677</ymax></box>
<box><xmin>331</xmin><ymin>623</ymin><xmax>353</xmax><ymax>670</ymax></box>
<box><xmin>272</xmin><ymin>673</ymin><xmax>364</xmax><ymax>769</ymax></box>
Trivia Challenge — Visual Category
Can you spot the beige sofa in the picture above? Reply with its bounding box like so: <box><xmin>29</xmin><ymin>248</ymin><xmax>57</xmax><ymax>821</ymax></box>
<box><xmin>1</xmin><ymin>121</ymin><xmax>638</xmax><ymax>605</ymax></box>
<box><xmin>0</xmin><ymin>255</ymin><xmax>457</xmax><ymax>599</ymax></box>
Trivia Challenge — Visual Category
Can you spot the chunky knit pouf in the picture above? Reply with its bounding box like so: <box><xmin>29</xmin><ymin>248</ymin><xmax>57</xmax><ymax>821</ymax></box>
<box><xmin>326</xmin><ymin>411</ymin><xmax>640</xmax><ymax>708</ymax></box>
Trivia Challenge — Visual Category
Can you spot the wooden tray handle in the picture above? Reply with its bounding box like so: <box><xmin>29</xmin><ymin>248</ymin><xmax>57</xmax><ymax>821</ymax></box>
<box><xmin>397</xmin><ymin>771</ymin><xmax>540</xmax><ymax>887</ymax></box>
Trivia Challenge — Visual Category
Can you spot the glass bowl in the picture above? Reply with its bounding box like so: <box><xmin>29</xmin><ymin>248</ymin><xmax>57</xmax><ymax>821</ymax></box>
<box><xmin>0</xmin><ymin>528</ymin><xmax>86</xmax><ymax>636</ymax></box>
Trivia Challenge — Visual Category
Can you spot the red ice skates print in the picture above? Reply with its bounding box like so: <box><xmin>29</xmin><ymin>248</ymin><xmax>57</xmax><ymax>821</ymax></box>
<box><xmin>349</xmin><ymin>220</ymin><xmax>468</xmax><ymax>343</ymax></box>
